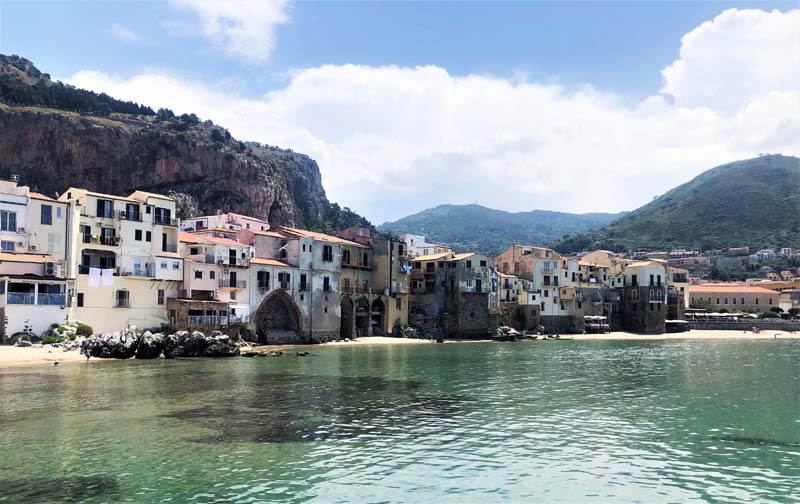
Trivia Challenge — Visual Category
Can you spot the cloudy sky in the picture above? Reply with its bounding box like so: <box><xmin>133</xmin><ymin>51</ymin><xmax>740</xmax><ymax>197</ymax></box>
<box><xmin>3</xmin><ymin>1</ymin><xmax>798</xmax><ymax>223</ymax></box>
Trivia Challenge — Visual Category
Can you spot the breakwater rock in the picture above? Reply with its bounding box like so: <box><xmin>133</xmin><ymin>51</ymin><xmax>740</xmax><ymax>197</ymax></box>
<box><xmin>81</xmin><ymin>329</ymin><xmax>240</xmax><ymax>359</ymax></box>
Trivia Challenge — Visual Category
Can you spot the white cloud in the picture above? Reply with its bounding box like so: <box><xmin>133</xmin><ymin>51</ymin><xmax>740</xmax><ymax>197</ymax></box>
<box><xmin>661</xmin><ymin>8</ymin><xmax>800</xmax><ymax>113</ymax></box>
<box><xmin>66</xmin><ymin>8</ymin><xmax>800</xmax><ymax>223</ymax></box>
<box><xmin>167</xmin><ymin>0</ymin><xmax>289</xmax><ymax>64</ymax></box>
<box><xmin>108</xmin><ymin>23</ymin><xmax>141</xmax><ymax>44</ymax></box>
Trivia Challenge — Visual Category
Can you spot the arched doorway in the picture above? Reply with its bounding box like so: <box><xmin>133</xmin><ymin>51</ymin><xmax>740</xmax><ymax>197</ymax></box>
<box><xmin>355</xmin><ymin>297</ymin><xmax>370</xmax><ymax>337</ymax></box>
<box><xmin>340</xmin><ymin>296</ymin><xmax>354</xmax><ymax>339</ymax></box>
<box><xmin>254</xmin><ymin>290</ymin><xmax>302</xmax><ymax>343</ymax></box>
<box><xmin>371</xmin><ymin>298</ymin><xmax>385</xmax><ymax>335</ymax></box>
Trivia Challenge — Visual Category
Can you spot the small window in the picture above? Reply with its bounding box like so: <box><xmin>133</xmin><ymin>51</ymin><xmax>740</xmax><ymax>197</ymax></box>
<box><xmin>157</xmin><ymin>289</ymin><xmax>165</xmax><ymax>305</ymax></box>
<box><xmin>56</xmin><ymin>207</ymin><xmax>62</xmax><ymax>218</ymax></box>
<box><xmin>160</xmin><ymin>260</ymin><xmax>168</xmax><ymax>269</ymax></box>
<box><xmin>323</xmin><ymin>276</ymin><xmax>331</xmax><ymax>291</ymax></box>
<box><xmin>300</xmin><ymin>274</ymin><xmax>307</xmax><ymax>291</ymax></box>
<box><xmin>231</xmin><ymin>290</ymin><xmax>237</xmax><ymax>300</ymax></box>
<box><xmin>146</xmin><ymin>231</ymin><xmax>152</xmax><ymax>242</ymax></box>
<box><xmin>210</xmin><ymin>271</ymin><xmax>216</xmax><ymax>279</ymax></box>
<box><xmin>480</xmin><ymin>260</ymin><xmax>487</xmax><ymax>267</ymax></box>
<box><xmin>396</xmin><ymin>298</ymin><xmax>402</xmax><ymax>310</ymax></box>
<box><xmin>466</xmin><ymin>260</ymin><xmax>472</xmax><ymax>268</ymax></box>
<box><xmin>40</xmin><ymin>205</ymin><xmax>52</xmax><ymax>225</ymax></box>
<box><xmin>172</xmin><ymin>261</ymin><xmax>180</xmax><ymax>270</ymax></box>
<box><xmin>135</xmin><ymin>229</ymin><xmax>142</xmax><ymax>241</ymax></box>
<box><xmin>0</xmin><ymin>240</ymin><xmax>14</xmax><ymax>252</ymax></box>
<box><xmin>146</xmin><ymin>206</ymin><xmax>152</xmax><ymax>214</ymax></box>
<box><xmin>323</xmin><ymin>245</ymin><xmax>333</xmax><ymax>262</ymax></box>
<box><xmin>194</xmin><ymin>270</ymin><xmax>203</xmax><ymax>279</ymax></box>
<box><xmin>190</xmin><ymin>247</ymin><xmax>199</xmax><ymax>255</ymax></box>
<box><xmin>77</xmin><ymin>293</ymin><xmax>84</xmax><ymax>307</ymax></box>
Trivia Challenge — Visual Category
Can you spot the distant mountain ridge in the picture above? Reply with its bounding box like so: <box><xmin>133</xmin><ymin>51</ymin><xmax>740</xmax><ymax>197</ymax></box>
<box><xmin>553</xmin><ymin>154</ymin><xmax>800</xmax><ymax>253</ymax></box>
<box><xmin>378</xmin><ymin>204</ymin><xmax>625</xmax><ymax>255</ymax></box>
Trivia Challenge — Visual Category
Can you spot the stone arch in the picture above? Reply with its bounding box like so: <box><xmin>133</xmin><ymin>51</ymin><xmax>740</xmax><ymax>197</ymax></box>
<box><xmin>371</xmin><ymin>298</ymin><xmax>386</xmax><ymax>335</ymax></box>
<box><xmin>355</xmin><ymin>297</ymin><xmax>370</xmax><ymax>337</ymax></box>
<box><xmin>340</xmin><ymin>296</ymin><xmax>354</xmax><ymax>339</ymax></box>
<box><xmin>254</xmin><ymin>290</ymin><xmax>302</xmax><ymax>343</ymax></box>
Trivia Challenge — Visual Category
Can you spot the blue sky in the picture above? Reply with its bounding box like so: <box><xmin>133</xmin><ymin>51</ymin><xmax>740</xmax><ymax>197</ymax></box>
<box><xmin>2</xmin><ymin>1</ymin><xmax>798</xmax><ymax>223</ymax></box>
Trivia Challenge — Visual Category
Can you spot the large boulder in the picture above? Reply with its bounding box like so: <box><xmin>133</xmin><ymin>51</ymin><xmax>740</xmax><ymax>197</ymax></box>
<box><xmin>204</xmin><ymin>333</ymin><xmax>240</xmax><ymax>357</ymax></box>
<box><xmin>162</xmin><ymin>331</ymin><xmax>188</xmax><ymax>358</ymax></box>
<box><xmin>14</xmin><ymin>338</ymin><xmax>32</xmax><ymax>347</ymax></box>
<box><xmin>183</xmin><ymin>331</ymin><xmax>209</xmax><ymax>357</ymax></box>
<box><xmin>135</xmin><ymin>332</ymin><xmax>164</xmax><ymax>359</ymax></box>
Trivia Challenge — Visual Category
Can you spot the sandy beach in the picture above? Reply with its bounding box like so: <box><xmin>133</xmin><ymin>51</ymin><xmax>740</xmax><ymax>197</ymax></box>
<box><xmin>1</xmin><ymin>330</ymin><xmax>797</xmax><ymax>369</ymax></box>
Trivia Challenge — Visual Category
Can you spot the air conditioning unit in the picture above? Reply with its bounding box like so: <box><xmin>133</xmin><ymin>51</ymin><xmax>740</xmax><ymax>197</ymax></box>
<box><xmin>16</xmin><ymin>241</ymin><xmax>24</xmax><ymax>247</ymax></box>
<box><xmin>217</xmin><ymin>258</ymin><xmax>225</xmax><ymax>264</ymax></box>
<box><xmin>29</xmin><ymin>245</ymin><xmax>37</xmax><ymax>251</ymax></box>
<box><xmin>16</xmin><ymin>227</ymin><xmax>26</xmax><ymax>234</ymax></box>
<box><xmin>45</xmin><ymin>262</ymin><xmax>57</xmax><ymax>276</ymax></box>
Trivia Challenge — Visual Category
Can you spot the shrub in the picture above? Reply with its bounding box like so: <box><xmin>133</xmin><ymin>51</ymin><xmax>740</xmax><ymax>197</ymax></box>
<box><xmin>75</xmin><ymin>323</ymin><xmax>93</xmax><ymax>337</ymax></box>
<box><xmin>760</xmin><ymin>311</ymin><xmax>779</xmax><ymax>319</ymax></box>
<box><xmin>42</xmin><ymin>335</ymin><xmax>63</xmax><ymax>345</ymax></box>
<box><xmin>21</xmin><ymin>334</ymin><xmax>31</xmax><ymax>342</ymax></box>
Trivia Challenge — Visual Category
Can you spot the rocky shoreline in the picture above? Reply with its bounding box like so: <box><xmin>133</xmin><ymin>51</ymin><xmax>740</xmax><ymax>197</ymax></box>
<box><xmin>79</xmin><ymin>328</ymin><xmax>241</xmax><ymax>359</ymax></box>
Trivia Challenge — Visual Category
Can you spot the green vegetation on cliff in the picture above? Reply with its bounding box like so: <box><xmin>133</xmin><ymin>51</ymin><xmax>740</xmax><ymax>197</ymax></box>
<box><xmin>553</xmin><ymin>155</ymin><xmax>800</xmax><ymax>253</ymax></box>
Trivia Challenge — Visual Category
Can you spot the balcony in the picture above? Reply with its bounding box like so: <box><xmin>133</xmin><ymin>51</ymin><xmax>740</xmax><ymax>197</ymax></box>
<box><xmin>218</xmin><ymin>279</ymin><xmax>247</xmax><ymax>289</ymax></box>
<box><xmin>205</xmin><ymin>254</ymin><xmax>217</xmax><ymax>264</ymax></box>
<box><xmin>155</xmin><ymin>216</ymin><xmax>179</xmax><ymax>227</ymax></box>
<box><xmin>117</xmin><ymin>210</ymin><xmax>142</xmax><ymax>222</ymax></box>
<box><xmin>161</xmin><ymin>244</ymin><xmax>178</xmax><ymax>253</ymax></box>
<box><xmin>99</xmin><ymin>236</ymin><xmax>118</xmax><ymax>246</ymax></box>
<box><xmin>119</xmin><ymin>264</ymin><xmax>155</xmax><ymax>278</ymax></box>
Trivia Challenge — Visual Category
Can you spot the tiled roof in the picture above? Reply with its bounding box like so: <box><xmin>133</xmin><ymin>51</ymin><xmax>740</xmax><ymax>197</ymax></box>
<box><xmin>128</xmin><ymin>190</ymin><xmax>173</xmax><ymax>202</ymax></box>
<box><xmin>28</xmin><ymin>192</ymin><xmax>55</xmax><ymax>201</ymax></box>
<box><xmin>250</xmin><ymin>258</ymin><xmax>292</xmax><ymax>267</ymax></box>
<box><xmin>448</xmin><ymin>252</ymin><xmax>476</xmax><ymax>261</ymax></box>
<box><xmin>413</xmin><ymin>252</ymin><xmax>451</xmax><ymax>262</ymax></box>
<box><xmin>0</xmin><ymin>252</ymin><xmax>58</xmax><ymax>263</ymax></box>
<box><xmin>277</xmin><ymin>226</ymin><xmax>368</xmax><ymax>248</ymax></box>
<box><xmin>179</xmin><ymin>232</ymin><xmax>243</xmax><ymax>247</ymax></box>
<box><xmin>250</xmin><ymin>229</ymin><xmax>288</xmax><ymax>238</ymax></box>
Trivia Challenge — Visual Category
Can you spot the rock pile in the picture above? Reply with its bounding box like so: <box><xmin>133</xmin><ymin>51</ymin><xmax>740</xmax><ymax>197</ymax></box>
<box><xmin>494</xmin><ymin>326</ymin><xmax>521</xmax><ymax>341</ymax></box>
<box><xmin>80</xmin><ymin>328</ymin><xmax>240</xmax><ymax>359</ymax></box>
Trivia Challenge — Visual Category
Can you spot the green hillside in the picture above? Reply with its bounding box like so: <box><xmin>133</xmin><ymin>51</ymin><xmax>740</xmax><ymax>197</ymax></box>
<box><xmin>378</xmin><ymin>204</ymin><xmax>623</xmax><ymax>255</ymax></box>
<box><xmin>553</xmin><ymin>155</ymin><xmax>800</xmax><ymax>253</ymax></box>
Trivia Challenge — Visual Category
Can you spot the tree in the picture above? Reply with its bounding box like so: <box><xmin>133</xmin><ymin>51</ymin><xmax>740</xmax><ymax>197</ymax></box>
<box><xmin>769</xmin><ymin>307</ymin><xmax>784</xmax><ymax>314</ymax></box>
<box><xmin>211</xmin><ymin>129</ymin><xmax>226</xmax><ymax>143</ymax></box>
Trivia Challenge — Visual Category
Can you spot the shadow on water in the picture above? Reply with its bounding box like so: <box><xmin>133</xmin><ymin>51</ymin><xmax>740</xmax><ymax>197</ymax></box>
<box><xmin>0</xmin><ymin>476</ymin><xmax>118</xmax><ymax>503</ymax></box>
<box><xmin>161</xmin><ymin>373</ymin><xmax>474</xmax><ymax>444</ymax></box>
<box><xmin>711</xmin><ymin>436</ymin><xmax>800</xmax><ymax>448</ymax></box>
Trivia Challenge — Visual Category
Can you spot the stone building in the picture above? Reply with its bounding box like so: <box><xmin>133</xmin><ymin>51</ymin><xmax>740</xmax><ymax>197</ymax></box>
<box><xmin>689</xmin><ymin>284</ymin><xmax>780</xmax><ymax>313</ymax></box>
<box><xmin>436</xmin><ymin>253</ymin><xmax>496</xmax><ymax>338</ymax></box>
<box><xmin>611</xmin><ymin>260</ymin><xmax>668</xmax><ymax>334</ymax></box>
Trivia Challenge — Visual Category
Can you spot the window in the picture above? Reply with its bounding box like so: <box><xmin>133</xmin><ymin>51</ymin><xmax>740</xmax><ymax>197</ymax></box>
<box><xmin>323</xmin><ymin>276</ymin><xmax>331</xmax><ymax>292</ymax></box>
<box><xmin>467</xmin><ymin>279</ymin><xmax>472</xmax><ymax>287</ymax></box>
<box><xmin>741</xmin><ymin>298</ymin><xmax>745</xmax><ymax>305</ymax></box>
<box><xmin>56</xmin><ymin>207</ymin><xmax>62</xmax><ymax>219</ymax></box>
<box><xmin>724</xmin><ymin>298</ymin><xmax>728</xmax><ymax>304</ymax></box>
<box><xmin>342</xmin><ymin>249</ymin><xmax>352</xmax><ymax>264</ymax></box>
<box><xmin>96</xmin><ymin>199</ymin><xmax>113</xmax><ymax>219</ymax></box>
<box><xmin>363</xmin><ymin>252</ymin><xmax>369</xmax><ymax>266</ymax></box>
<box><xmin>755</xmin><ymin>298</ymin><xmax>759</xmax><ymax>305</ymax></box>
<box><xmin>302</xmin><ymin>244</ymin><xmax>306</xmax><ymax>252</ymax></box>
<box><xmin>115</xmin><ymin>290</ymin><xmax>130</xmax><ymax>308</ymax></box>
<box><xmin>40</xmin><ymin>205</ymin><xmax>52</xmax><ymax>225</ymax></box>
<box><xmin>650</xmin><ymin>274</ymin><xmax>654</xmax><ymax>285</ymax></box>
<box><xmin>657</xmin><ymin>275</ymin><xmax>662</xmax><ymax>286</ymax></box>
<box><xmin>160</xmin><ymin>260</ymin><xmax>168</xmax><ymax>269</ymax></box>
<box><xmin>476</xmin><ymin>279</ymin><xmax>482</xmax><ymax>293</ymax></box>
<box><xmin>157</xmin><ymin>289</ymin><xmax>165</xmax><ymax>305</ymax></box>
<box><xmin>209</xmin><ymin>270</ymin><xmax>216</xmax><ymax>279</ymax></box>
<box><xmin>300</xmin><ymin>274</ymin><xmax>307</xmax><ymax>291</ymax></box>
<box><xmin>323</xmin><ymin>245</ymin><xmax>333</xmax><ymax>262</ymax></box>
<box><xmin>480</xmin><ymin>260</ymin><xmax>487</xmax><ymax>267</ymax></box>
<box><xmin>172</xmin><ymin>261</ymin><xmax>180</xmax><ymax>270</ymax></box>
<box><xmin>77</xmin><ymin>293</ymin><xmax>84</xmax><ymax>307</ymax></box>
<box><xmin>716</xmin><ymin>298</ymin><xmax>720</xmax><ymax>304</ymax></box>
<box><xmin>146</xmin><ymin>231</ymin><xmax>152</xmax><ymax>242</ymax></box>
<box><xmin>650</xmin><ymin>303</ymin><xmax>654</xmax><ymax>311</ymax></box>
<box><xmin>396</xmin><ymin>298</ymin><xmax>402</xmax><ymax>310</ymax></box>
<box><xmin>466</xmin><ymin>260</ymin><xmax>472</xmax><ymax>268</ymax></box>
<box><xmin>733</xmin><ymin>298</ymin><xmax>737</xmax><ymax>305</ymax></box>
<box><xmin>631</xmin><ymin>274</ymin><xmax>638</xmax><ymax>286</ymax></box>
<box><xmin>257</xmin><ymin>271</ymin><xmax>270</xmax><ymax>289</ymax></box>
<box><xmin>0</xmin><ymin>241</ymin><xmax>14</xmax><ymax>252</ymax></box>
<box><xmin>190</xmin><ymin>247</ymin><xmax>199</xmax><ymax>255</ymax></box>
<box><xmin>194</xmin><ymin>270</ymin><xmax>203</xmax><ymax>279</ymax></box>
<box><xmin>541</xmin><ymin>302</ymin><xmax>545</xmax><ymax>310</ymax></box>
<box><xmin>146</xmin><ymin>206</ymin><xmax>152</xmax><ymax>214</ymax></box>
<box><xmin>278</xmin><ymin>272</ymin><xmax>290</xmax><ymax>289</ymax></box>
<box><xmin>768</xmin><ymin>298</ymin><xmax>773</xmax><ymax>305</ymax></box>
<box><xmin>544</xmin><ymin>275</ymin><xmax>551</xmax><ymax>286</ymax></box>
<box><xmin>0</xmin><ymin>210</ymin><xmax>16</xmax><ymax>231</ymax></box>
<box><xmin>230</xmin><ymin>290</ymin><xmax>237</xmax><ymax>300</ymax></box>
<box><xmin>544</xmin><ymin>290</ymin><xmax>549</xmax><ymax>297</ymax></box>
<box><xmin>135</xmin><ymin>229</ymin><xmax>142</xmax><ymax>241</ymax></box>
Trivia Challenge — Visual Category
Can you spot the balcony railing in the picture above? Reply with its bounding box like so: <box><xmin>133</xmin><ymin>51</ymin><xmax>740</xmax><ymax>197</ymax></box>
<box><xmin>218</xmin><ymin>279</ymin><xmax>247</xmax><ymax>289</ymax></box>
<box><xmin>99</xmin><ymin>236</ymin><xmax>118</xmax><ymax>246</ymax></box>
<box><xmin>117</xmin><ymin>210</ymin><xmax>142</xmax><ymax>222</ymax></box>
<box><xmin>114</xmin><ymin>299</ymin><xmax>131</xmax><ymax>308</ymax></box>
<box><xmin>37</xmin><ymin>293</ymin><xmax>67</xmax><ymax>305</ymax></box>
<box><xmin>205</xmin><ymin>254</ymin><xmax>217</xmax><ymax>264</ymax></box>
<box><xmin>161</xmin><ymin>244</ymin><xmax>178</xmax><ymax>253</ymax></box>
<box><xmin>7</xmin><ymin>293</ymin><xmax>35</xmax><ymax>305</ymax></box>
<box><xmin>187</xmin><ymin>315</ymin><xmax>231</xmax><ymax>325</ymax></box>
<box><xmin>120</xmin><ymin>265</ymin><xmax>155</xmax><ymax>278</ymax></box>
<box><xmin>154</xmin><ymin>216</ymin><xmax>179</xmax><ymax>227</ymax></box>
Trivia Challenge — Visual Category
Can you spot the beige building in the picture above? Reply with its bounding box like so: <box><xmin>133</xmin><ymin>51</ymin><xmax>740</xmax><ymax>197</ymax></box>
<box><xmin>690</xmin><ymin>284</ymin><xmax>780</xmax><ymax>312</ymax></box>
<box><xmin>60</xmin><ymin>188</ymin><xmax>183</xmax><ymax>333</ymax></box>
<box><xmin>183</xmin><ymin>212</ymin><xmax>270</xmax><ymax>233</ymax></box>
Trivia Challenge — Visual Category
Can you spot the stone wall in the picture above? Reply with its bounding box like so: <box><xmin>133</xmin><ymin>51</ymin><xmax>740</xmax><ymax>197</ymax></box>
<box><xmin>451</xmin><ymin>292</ymin><xmax>494</xmax><ymax>338</ymax></box>
<box><xmin>688</xmin><ymin>320</ymin><xmax>800</xmax><ymax>332</ymax></box>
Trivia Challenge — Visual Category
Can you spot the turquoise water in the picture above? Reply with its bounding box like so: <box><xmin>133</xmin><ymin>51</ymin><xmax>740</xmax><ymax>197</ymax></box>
<box><xmin>1</xmin><ymin>340</ymin><xmax>798</xmax><ymax>503</ymax></box>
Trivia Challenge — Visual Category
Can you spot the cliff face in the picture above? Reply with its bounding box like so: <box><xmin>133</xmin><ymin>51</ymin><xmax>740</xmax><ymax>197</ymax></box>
<box><xmin>0</xmin><ymin>54</ymin><xmax>370</xmax><ymax>231</ymax></box>
<box><xmin>0</xmin><ymin>107</ymin><xmax>331</xmax><ymax>227</ymax></box>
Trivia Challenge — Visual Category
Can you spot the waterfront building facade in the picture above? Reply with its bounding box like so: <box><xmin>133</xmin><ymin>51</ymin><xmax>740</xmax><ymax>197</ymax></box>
<box><xmin>689</xmin><ymin>284</ymin><xmax>779</xmax><ymax>312</ymax></box>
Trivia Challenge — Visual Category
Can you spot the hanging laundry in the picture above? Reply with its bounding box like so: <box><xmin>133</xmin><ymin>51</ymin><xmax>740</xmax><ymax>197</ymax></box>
<box><xmin>101</xmin><ymin>269</ymin><xmax>114</xmax><ymax>286</ymax></box>
<box><xmin>88</xmin><ymin>267</ymin><xmax>101</xmax><ymax>287</ymax></box>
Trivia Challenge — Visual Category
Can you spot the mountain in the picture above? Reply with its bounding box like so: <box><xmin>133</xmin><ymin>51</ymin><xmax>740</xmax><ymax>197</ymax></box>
<box><xmin>553</xmin><ymin>155</ymin><xmax>800</xmax><ymax>254</ymax></box>
<box><xmin>378</xmin><ymin>204</ymin><xmax>624</xmax><ymax>255</ymax></box>
<box><xmin>0</xmin><ymin>54</ymin><xmax>370</xmax><ymax>233</ymax></box>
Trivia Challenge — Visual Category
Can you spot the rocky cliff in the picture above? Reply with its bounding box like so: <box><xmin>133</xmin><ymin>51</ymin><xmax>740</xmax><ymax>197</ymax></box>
<box><xmin>0</xmin><ymin>54</ymin><xmax>370</xmax><ymax>231</ymax></box>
